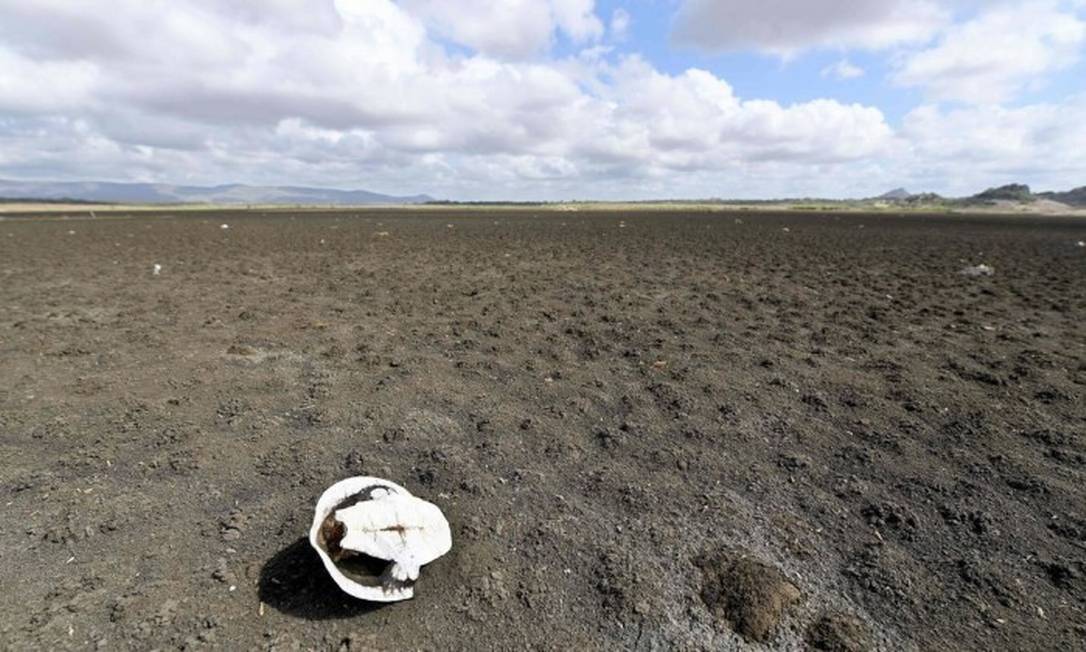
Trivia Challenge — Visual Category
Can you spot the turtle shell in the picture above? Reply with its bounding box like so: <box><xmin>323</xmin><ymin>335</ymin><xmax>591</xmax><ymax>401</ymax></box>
<box><xmin>309</xmin><ymin>476</ymin><xmax>452</xmax><ymax>602</ymax></box>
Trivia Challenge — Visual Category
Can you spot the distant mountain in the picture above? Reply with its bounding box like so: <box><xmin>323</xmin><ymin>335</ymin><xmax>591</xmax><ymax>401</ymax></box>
<box><xmin>1038</xmin><ymin>186</ymin><xmax>1086</xmax><ymax>207</ymax></box>
<box><xmin>0</xmin><ymin>179</ymin><xmax>434</xmax><ymax>205</ymax></box>
<box><xmin>971</xmin><ymin>184</ymin><xmax>1034</xmax><ymax>203</ymax></box>
<box><xmin>873</xmin><ymin>183</ymin><xmax>1085</xmax><ymax>208</ymax></box>
<box><xmin>877</xmin><ymin>188</ymin><xmax>912</xmax><ymax>200</ymax></box>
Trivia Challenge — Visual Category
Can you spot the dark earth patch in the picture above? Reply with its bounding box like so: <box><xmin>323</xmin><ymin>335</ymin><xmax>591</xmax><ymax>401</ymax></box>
<box><xmin>1</xmin><ymin>208</ymin><xmax>1084</xmax><ymax>649</ymax></box>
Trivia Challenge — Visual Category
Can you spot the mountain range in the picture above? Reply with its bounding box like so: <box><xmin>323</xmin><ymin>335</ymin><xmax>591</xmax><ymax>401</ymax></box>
<box><xmin>3</xmin><ymin>178</ymin><xmax>1083</xmax><ymax>208</ymax></box>
<box><xmin>0</xmin><ymin>179</ymin><xmax>434</xmax><ymax>205</ymax></box>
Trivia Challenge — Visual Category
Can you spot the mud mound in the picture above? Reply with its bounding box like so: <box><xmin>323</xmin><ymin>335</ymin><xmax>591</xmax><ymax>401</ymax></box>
<box><xmin>696</xmin><ymin>549</ymin><xmax>801</xmax><ymax>643</ymax></box>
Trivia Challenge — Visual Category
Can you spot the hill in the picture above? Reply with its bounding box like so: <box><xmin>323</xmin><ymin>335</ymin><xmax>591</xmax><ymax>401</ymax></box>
<box><xmin>0</xmin><ymin>179</ymin><xmax>433</xmax><ymax>206</ymax></box>
<box><xmin>1038</xmin><ymin>186</ymin><xmax>1086</xmax><ymax>207</ymax></box>
<box><xmin>970</xmin><ymin>184</ymin><xmax>1035</xmax><ymax>203</ymax></box>
<box><xmin>877</xmin><ymin>188</ymin><xmax>911</xmax><ymax>200</ymax></box>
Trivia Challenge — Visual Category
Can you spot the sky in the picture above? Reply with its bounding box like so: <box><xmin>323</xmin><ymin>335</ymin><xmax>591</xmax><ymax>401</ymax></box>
<box><xmin>0</xmin><ymin>0</ymin><xmax>1085</xmax><ymax>200</ymax></box>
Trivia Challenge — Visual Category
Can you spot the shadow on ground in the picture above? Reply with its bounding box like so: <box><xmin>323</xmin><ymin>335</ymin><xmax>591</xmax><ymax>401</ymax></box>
<box><xmin>259</xmin><ymin>537</ymin><xmax>387</xmax><ymax>620</ymax></box>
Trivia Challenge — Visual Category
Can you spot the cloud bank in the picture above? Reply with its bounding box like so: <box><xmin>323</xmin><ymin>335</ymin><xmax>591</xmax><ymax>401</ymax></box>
<box><xmin>672</xmin><ymin>0</ymin><xmax>948</xmax><ymax>55</ymax></box>
<box><xmin>0</xmin><ymin>0</ymin><xmax>1083</xmax><ymax>199</ymax></box>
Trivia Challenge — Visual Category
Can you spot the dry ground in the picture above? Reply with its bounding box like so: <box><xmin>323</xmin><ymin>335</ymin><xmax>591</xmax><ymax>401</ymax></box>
<box><xmin>1</xmin><ymin>209</ymin><xmax>1084</xmax><ymax>650</ymax></box>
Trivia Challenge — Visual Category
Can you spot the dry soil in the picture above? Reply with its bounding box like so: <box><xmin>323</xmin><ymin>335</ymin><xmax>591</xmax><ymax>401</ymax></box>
<box><xmin>1</xmin><ymin>209</ymin><xmax>1084</xmax><ymax>650</ymax></box>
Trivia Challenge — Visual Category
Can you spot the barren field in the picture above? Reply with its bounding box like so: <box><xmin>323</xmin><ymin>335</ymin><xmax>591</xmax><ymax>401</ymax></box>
<box><xmin>1</xmin><ymin>209</ymin><xmax>1084</xmax><ymax>650</ymax></box>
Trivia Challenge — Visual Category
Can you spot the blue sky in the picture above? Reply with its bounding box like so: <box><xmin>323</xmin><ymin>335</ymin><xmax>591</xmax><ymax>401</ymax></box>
<box><xmin>606</xmin><ymin>1</ymin><xmax>1086</xmax><ymax>121</ymax></box>
<box><xmin>0</xmin><ymin>1</ymin><xmax>1084</xmax><ymax>199</ymax></box>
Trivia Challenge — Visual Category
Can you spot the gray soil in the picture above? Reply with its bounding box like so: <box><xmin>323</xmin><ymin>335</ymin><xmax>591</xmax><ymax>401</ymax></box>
<box><xmin>1</xmin><ymin>209</ymin><xmax>1084</xmax><ymax>650</ymax></box>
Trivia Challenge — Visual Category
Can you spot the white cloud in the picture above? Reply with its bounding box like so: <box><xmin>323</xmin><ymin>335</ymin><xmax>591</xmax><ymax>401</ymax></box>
<box><xmin>610</xmin><ymin>8</ymin><xmax>631</xmax><ymax>41</ymax></box>
<box><xmin>0</xmin><ymin>49</ymin><xmax>100</xmax><ymax>113</ymax></box>
<box><xmin>401</xmin><ymin>0</ymin><xmax>602</xmax><ymax>58</ymax></box>
<box><xmin>821</xmin><ymin>59</ymin><xmax>865</xmax><ymax>80</ymax></box>
<box><xmin>899</xmin><ymin>96</ymin><xmax>1086</xmax><ymax>192</ymax></box>
<box><xmin>0</xmin><ymin>0</ymin><xmax>1082</xmax><ymax>200</ymax></box>
<box><xmin>0</xmin><ymin>0</ymin><xmax>899</xmax><ymax>199</ymax></box>
<box><xmin>671</xmin><ymin>0</ymin><xmax>948</xmax><ymax>55</ymax></box>
<box><xmin>894</xmin><ymin>1</ymin><xmax>1086</xmax><ymax>103</ymax></box>
<box><xmin>550</xmin><ymin>0</ymin><xmax>605</xmax><ymax>42</ymax></box>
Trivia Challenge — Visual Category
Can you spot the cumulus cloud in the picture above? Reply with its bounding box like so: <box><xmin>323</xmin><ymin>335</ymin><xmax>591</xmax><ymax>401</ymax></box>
<box><xmin>402</xmin><ymin>0</ymin><xmax>603</xmax><ymax>58</ymax></box>
<box><xmin>0</xmin><ymin>0</ymin><xmax>1082</xmax><ymax>199</ymax></box>
<box><xmin>0</xmin><ymin>0</ymin><xmax>904</xmax><ymax>198</ymax></box>
<box><xmin>899</xmin><ymin>96</ymin><xmax>1086</xmax><ymax>192</ymax></box>
<box><xmin>894</xmin><ymin>1</ymin><xmax>1086</xmax><ymax>103</ymax></box>
<box><xmin>671</xmin><ymin>0</ymin><xmax>947</xmax><ymax>55</ymax></box>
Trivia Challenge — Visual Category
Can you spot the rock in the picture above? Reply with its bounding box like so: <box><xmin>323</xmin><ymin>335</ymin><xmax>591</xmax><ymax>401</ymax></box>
<box><xmin>807</xmin><ymin>613</ymin><xmax>873</xmax><ymax>652</ymax></box>
<box><xmin>696</xmin><ymin>548</ymin><xmax>801</xmax><ymax>643</ymax></box>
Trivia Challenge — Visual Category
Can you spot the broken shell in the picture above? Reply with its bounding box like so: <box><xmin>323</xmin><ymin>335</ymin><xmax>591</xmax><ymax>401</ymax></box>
<box><xmin>309</xmin><ymin>476</ymin><xmax>452</xmax><ymax>602</ymax></box>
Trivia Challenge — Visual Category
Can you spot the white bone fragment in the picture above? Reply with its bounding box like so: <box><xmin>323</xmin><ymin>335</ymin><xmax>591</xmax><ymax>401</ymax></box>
<box><xmin>309</xmin><ymin>476</ymin><xmax>451</xmax><ymax>602</ymax></box>
<box><xmin>959</xmin><ymin>264</ymin><xmax>994</xmax><ymax>277</ymax></box>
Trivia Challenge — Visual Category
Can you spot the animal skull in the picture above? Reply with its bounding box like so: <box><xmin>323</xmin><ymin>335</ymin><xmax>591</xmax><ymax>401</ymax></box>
<box><xmin>309</xmin><ymin>476</ymin><xmax>452</xmax><ymax>602</ymax></box>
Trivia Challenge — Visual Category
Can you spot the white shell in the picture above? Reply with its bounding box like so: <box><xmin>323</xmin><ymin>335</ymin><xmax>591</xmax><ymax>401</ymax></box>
<box><xmin>309</xmin><ymin>476</ymin><xmax>452</xmax><ymax>602</ymax></box>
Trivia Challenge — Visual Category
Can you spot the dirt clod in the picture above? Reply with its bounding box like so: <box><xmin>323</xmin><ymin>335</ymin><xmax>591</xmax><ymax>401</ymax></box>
<box><xmin>696</xmin><ymin>548</ymin><xmax>801</xmax><ymax>643</ymax></box>
<box><xmin>806</xmin><ymin>613</ymin><xmax>873</xmax><ymax>652</ymax></box>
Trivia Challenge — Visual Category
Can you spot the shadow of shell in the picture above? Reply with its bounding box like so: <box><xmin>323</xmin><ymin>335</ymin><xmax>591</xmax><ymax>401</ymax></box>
<box><xmin>259</xmin><ymin>537</ymin><xmax>388</xmax><ymax>620</ymax></box>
